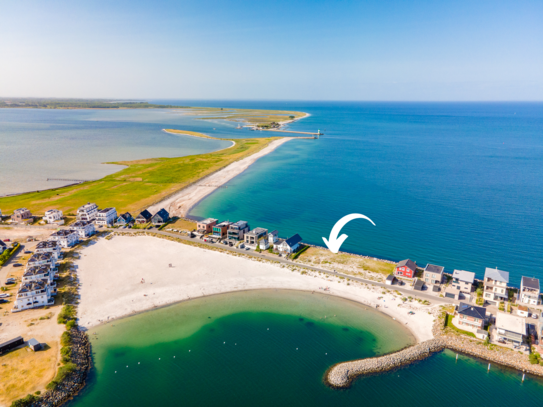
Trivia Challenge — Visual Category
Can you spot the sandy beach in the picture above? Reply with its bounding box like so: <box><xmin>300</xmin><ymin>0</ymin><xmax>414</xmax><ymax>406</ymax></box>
<box><xmin>148</xmin><ymin>137</ymin><xmax>293</xmax><ymax>217</ymax></box>
<box><xmin>76</xmin><ymin>235</ymin><xmax>442</xmax><ymax>342</ymax></box>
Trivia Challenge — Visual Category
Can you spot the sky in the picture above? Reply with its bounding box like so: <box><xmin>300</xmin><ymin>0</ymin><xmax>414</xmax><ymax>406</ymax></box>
<box><xmin>0</xmin><ymin>0</ymin><xmax>542</xmax><ymax>101</ymax></box>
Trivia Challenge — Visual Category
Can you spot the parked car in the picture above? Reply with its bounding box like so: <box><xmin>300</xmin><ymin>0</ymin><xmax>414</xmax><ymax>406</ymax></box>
<box><xmin>0</xmin><ymin>299</ymin><xmax>8</xmax><ymax>304</ymax></box>
<box><xmin>12</xmin><ymin>263</ymin><xmax>23</xmax><ymax>267</ymax></box>
<box><xmin>5</xmin><ymin>280</ymin><xmax>16</xmax><ymax>285</ymax></box>
<box><xmin>532</xmin><ymin>313</ymin><xmax>539</xmax><ymax>319</ymax></box>
<box><xmin>24</xmin><ymin>250</ymin><xmax>32</xmax><ymax>254</ymax></box>
<box><xmin>0</xmin><ymin>293</ymin><xmax>11</xmax><ymax>298</ymax></box>
<box><xmin>3</xmin><ymin>239</ymin><xmax>10</xmax><ymax>242</ymax></box>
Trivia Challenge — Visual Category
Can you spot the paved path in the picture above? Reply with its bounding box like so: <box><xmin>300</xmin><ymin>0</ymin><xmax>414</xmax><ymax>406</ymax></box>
<box><xmin>109</xmin><ymin>227</ymin><xmax>456</xmax><ymax>305</ymax></box>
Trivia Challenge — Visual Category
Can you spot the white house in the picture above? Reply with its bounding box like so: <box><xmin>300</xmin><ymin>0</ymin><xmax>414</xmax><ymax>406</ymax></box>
<box><xmin>519</xmin><ymin>277</ymin><xmax>540</xmax><ymax>305</ymax></box>
<box><xmin>48</xmin><ymin>229</ymin><xmax>79</xmax><ymax>248</ymax></box>
<box><xmin>483</xmin><ymin>267</ymin><xmax>509</xmax><ymax>305</ymax></box>
<box><xmin>12</xmin><ymin>281</ymin><xmax>54</xmax><ymax>312</ymax></box>
<box><xmin>95</xmin><ymin>207</ymin><xmax>117</xmax><ymax>227</ymax></box>
<box><xmin>275</xmin><ymin>234</ymin><xmax>302</xmax><ymax>254</ymax></box>
<box><xmin>43</xmin><ymin>209</ymin><xmax>64</xmax><ymax>224</ymax></box>
<box><xmin>77</xmin><ymin>203</ymin><xmax>98</xmax><ymax>222</ymax></box>
<box><xmin>34</xmin><ymin>241</ymin><xmax>62</xmax><ymax>260</ymax></box>
<box><xmin>71</xmin><ymin>220</ymin><xmax>95</xmax><ymax>238</ymax></box>
<box><xmin>22</xmin><ymin>265</ymin><xmax>55</xmax><ymax>287</ymax></box>
<box><xmin>27</xmin><ymin>252</ymin><xmax>57</xmax><ymax>270</ymax></box>
<box><xmin>452</xmin><ymin>270</ymin><xmax>476</xmax><ymax>293</ymax></box>
<box><xmin>495</xmin><ymin>312</ymin><xmax>526</xmax><ymax>345</ymax></box>
<box><xmin>268</xmin><ymin>230</ymin><xmax>279</xmax><ymax>246</ymax></box>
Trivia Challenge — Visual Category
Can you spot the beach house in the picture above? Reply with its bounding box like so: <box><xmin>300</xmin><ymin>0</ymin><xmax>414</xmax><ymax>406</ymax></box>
<box><xmin>519</xmin><ymin>277</ymin><xmax>540</xmax><ymax>305</ymax></box>
<box><xmin>212</xmin><ymin>221</ymin><xmax>232</xmax><ymax>239</ymax></box>
<box><xmin>135</xmin><ymin>209</ymin><xmax>153</xmax><ymax>224</ymax></box>
<box><xmin>27</xmin><ymin>252</ymin><xmax>57</xmax><ymax>270</ymax></box>
<box><xmin>11</xmin><ymin>208</ymin><xmax>32</xmax><ymax>223</ymax></box>
<box><xmin>48</xmin><ymin>229</ymin><xmax>79</xmax><ymax>248</ymax></box>
<box><xmin>197</xmin><ymin>218</ymin><xmax>218</xmax><ymax>234</ymax></box>
<box><xmin>454</xmin><ymin>302</ymin><xmax>486</xmax><ymax>331</ymax></box>
<box><xmin>115</xmin><ymin>212</ymin><xmax>134</xmax><ymax>226</ymax></box>
<box><xmin>43</xmin><ymin>209</ymin><xmax>63</xmax><ymax>224</ymax></box>
<box><xmin>244</xmin><ymin>227</ymin><xmax>268</xmax><ymax>249</ymax></box>
<box><xmin>483</xmin><ymin>267</ymin><xmax>509</xmax><ymax>305</ymax></box>
<box><xmin>12</xmin><ymin>281</ymin><xmax>54</xmax><ymax>311</ymax></box>
<box><xmin>275</xmin><ymin>234</ymin><xmax>303</xmax><ymax>254</ymax></box>
<box><xmin>77</xmin><ymin>203</ymin><xmax>98</xmax><ymax>222</ymax></box>
<box><xmin>268</xmin><ymin>230</ymin><xmax>279</xmax><ymax>246</ymax></box>
<box><xmin>227</xmin><ymin>221</ymin><xmax>249</xmax><ymax>241</ymax></box>
<box><xmin>452</xmin><ymin>270</ymin><xmax>475</xmax><ymax>293</ymax></box>
<box><xmin>495</xmin><ymin>313</ymin><xmax>526</xmax><ymax>345</ymax></box>
<box><xmin>394</xmin><ymin>259</ymin><xmax>417</xmax><ymax>279</ymax></box>
<box><xmin>95</xmin><ymin>207</ymin><xmax>117</xmax><ymax>227</ymax></box>
<box><xmin>34</xmin><ymin>241</ymin><xmax>62</xmax><ymax>260</ymax></box>
<box><xmin>423</xmin><ymin>264</ymin><xmax>444</xmax><ymax>286</ymax></box>
<box><xmin>22</xmin><ymin>265</ymin><xmax>56</xmax><ymax>287</ymax></box>
<box><xmin>71</xmin><ymin>220</ymin><xmax>95</xmax><ymax>238</ymax></box>
<box><xmin>151</xmin><ymin>208</ymin><xmax>170</xmax><ymax>225</ymax></box>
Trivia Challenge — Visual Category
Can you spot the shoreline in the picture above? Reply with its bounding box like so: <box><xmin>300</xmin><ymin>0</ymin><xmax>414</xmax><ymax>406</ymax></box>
<box><xmin>147</xmin><ymin>137</ymin><xmax>294</xmax><ymax>216</ymax></box>
<box><xmin>76</xmin><ymin>234</ymin><xmax>437</xmax><ymax>342</ymax></box>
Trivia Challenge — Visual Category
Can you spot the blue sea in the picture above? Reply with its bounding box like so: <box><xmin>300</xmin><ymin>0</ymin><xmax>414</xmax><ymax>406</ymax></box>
<box><xmin>2</xmin><ymin>101</ymin><xmax>542</xmax><ymax>284</ymax></box>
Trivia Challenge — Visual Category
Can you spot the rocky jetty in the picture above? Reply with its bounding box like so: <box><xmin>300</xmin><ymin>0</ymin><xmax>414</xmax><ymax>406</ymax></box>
<box><xmin>32</xmin><ymin>329</ymin><xmax>91</xmax><ymax>407</ymax></box>
<box><xmin>326</xmin><ymin>339</ymin><xmax>445</xmax><ymax>388</ymax></box>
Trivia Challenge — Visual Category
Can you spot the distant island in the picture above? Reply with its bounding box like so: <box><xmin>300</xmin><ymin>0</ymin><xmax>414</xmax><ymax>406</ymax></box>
<box><xmin>0</xmin><ymin>98</ymin><xmax>183</xmax><ymax>109</ymax></box>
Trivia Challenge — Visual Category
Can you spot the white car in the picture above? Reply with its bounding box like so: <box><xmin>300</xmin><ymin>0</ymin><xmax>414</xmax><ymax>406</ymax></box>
<box><xmin>0</xmin><ymin>293</ymin><xmax>11</xmax><ymax>298</ymax></box>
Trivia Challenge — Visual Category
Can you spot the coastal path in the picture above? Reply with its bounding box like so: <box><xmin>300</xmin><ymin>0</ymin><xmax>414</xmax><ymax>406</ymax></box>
<box><xmin>107</xmin><ymin>227</ymin><xmax>456</xmax><ymax>306</ymax></box>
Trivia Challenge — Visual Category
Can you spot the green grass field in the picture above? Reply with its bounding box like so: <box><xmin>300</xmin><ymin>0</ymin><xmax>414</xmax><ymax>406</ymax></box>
<box><xmin>0</xmin><ymin>137</ymin><xmax>277</xmax><ymax>215</ymax></box>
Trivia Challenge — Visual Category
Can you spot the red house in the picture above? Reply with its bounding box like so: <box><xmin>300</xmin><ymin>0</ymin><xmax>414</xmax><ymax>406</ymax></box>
<box><xmin>394</xmin><ymin>259</ymin><xmax>417</xmax><ymax>279</ymax></box>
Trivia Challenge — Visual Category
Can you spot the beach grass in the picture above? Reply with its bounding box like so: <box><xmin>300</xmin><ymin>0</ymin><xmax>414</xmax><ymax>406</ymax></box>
<box><xmin>179</xmin><ymin>107</ymin><xmax>306</xmax><ymax>126</ymax></box>
<box><xmin>0</xmin><ymin>137</ymin><xmax>277</xmax><ymax>215</ymax></box>
<box><xmin>163</xmin><ymin>129</ymin><xmax>216</xmax><ymax>139</ymax></box>
<box><xmin>295</xmin><ymin>247</ymin><xmax>395</xmax><ymax>276</ymax></box>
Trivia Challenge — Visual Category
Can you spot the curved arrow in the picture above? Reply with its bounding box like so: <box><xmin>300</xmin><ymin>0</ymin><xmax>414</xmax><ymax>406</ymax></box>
<box><xmin>322</xmin><ymin>213</ymin><xmax>375</xmax><ymax>254</ymax></box>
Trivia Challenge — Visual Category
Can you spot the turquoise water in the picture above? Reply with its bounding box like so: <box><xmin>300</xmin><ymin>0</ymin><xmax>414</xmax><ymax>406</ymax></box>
<box><xmin>0</xmin><ymin>108</ymin><xmax>231</xmax><ymax>195</ymax></box>
<box><xmin>68</xmin><ymin>291</ymin><xmax>543</xmax><ymax>407</ymax></box>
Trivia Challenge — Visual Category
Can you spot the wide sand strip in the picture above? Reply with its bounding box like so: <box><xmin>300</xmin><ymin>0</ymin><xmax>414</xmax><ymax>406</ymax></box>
<box><xmin>76</xmin><ymin>235</ymin><xmax>440</xmax><ymax>342</ymax></box>
<box><xmin>148</xmin><ymin>137</ymin><xmax>293</xmax><ymax>217</ymax></box>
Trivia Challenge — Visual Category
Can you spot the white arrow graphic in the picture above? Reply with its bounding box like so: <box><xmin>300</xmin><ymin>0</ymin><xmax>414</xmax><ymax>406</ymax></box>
<box><xmin>322</xmin><ymin>213</ymin><xmax>375</xmax><ymax>254</ymax></box>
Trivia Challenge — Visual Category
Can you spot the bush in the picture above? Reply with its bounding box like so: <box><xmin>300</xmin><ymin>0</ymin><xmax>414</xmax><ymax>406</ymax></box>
<box><xmin>57</xmin><ymin>305</ymin><xmax>76</xmax><ymax>324</ymax></box>
<box><xmin>60</xmin><ymin>331</ymin><xmax>72</xmax><ymax>347</ymax></box>
<box><xmin>46</xmin><ymin>362</ymin><xmax>77</xmax><ymax>390</ymax></box>
<box><xmin>66</xmin><ymin>320</ymin><xmax>77</xmax><ymax>329</ymax></box>
<box><xmin>291</xmin><ymin>245</ymin><xmax>310</xmax><ymax>260</ymax></box>
<box><xmin>10</xmin><ymin>394</ymin><xmax>39</xmax><ymax>407</ymax></box>
<box><xmin>529</xmin><ymin>352</ymin><xmax>540</xmax><ymax>364</ymax></box>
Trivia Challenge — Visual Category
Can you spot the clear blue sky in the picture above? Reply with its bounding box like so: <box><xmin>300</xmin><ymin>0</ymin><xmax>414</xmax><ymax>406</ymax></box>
<box><xmin>1</xmin><ymin>0</ymin><xmax>541</xmax><ymax>100</ymax></box>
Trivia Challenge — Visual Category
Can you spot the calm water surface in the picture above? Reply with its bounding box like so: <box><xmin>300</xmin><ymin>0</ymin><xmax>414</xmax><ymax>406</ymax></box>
<box><xmin>68</xmin><ymin>290</ymin><xmax>543</xmax><ymax>407</ymax></box>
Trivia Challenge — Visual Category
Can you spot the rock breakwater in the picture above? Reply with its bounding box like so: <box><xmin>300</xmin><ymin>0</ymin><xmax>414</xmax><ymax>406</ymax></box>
<box><xmin>326</xmin><ymin>339</ymin><xmax>445</xmax><ymax>388</ymax></box>
<box><xmin>32</xmin><ymin>328</ymin><xmax>91</xmax><ymax>407</ymax></box>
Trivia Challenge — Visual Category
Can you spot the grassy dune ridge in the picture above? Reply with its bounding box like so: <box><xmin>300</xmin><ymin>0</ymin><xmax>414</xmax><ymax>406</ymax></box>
<box><xmin>0</xmin><ymin>136</ymin><xmax>277</xmax><ymax>215</ymax></box>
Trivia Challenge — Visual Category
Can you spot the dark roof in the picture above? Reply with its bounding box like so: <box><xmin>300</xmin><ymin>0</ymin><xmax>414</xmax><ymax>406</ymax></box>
<box><xmin>0</xmin><ymin>241</ymin><xmax>6</xmax><ymax>248</ymax></box>
<box><xmin>413</xmin><ymin>279</ymin><xmax>425</xmax><ymax>290</ymax></box>
<box><xmin>29</xmin><ymin>252</ymin><xmax>53</xmax><ymax>262</ymax></box>
<box><xmin>397</xmin><ymin>259</ymin><xmax>417</xmax><ymax>272</ymax></box>
<box><xmin>522</xmin><ymin>277</ymin><xmax>540</xmax><ymax>290</ymax></box>
<box><xmin>284</xmin><ymin>234</ymin><xmax>302</xmax><ymax>247</ymax></box>
<box><xmin>153</xmin><ymin>208</ymin><xmax>170</xmax><ymax>221</ymax></box>
<box><xmin>425</xmin><ymin>264</ymin><xmax>444</xmax><ymax>274</ymax></box>
<box><xmin>117</xmin><ymin>212</ymin><xmax>133</xmax><ymax>222</ymax></box>
<box><xmin>0</xmin><ymin>336</ymin><xmax>24</xmax><ymax>348</ymax></box>
<box><xmin>458</xmin><ymin>302</ymin><xmax>486</xmax><ymax>320</ymax></box>
<box><xmin>50</xmin><ymin>229</ymin><xmax>77</xmax><ymax>237</ymax></box>
<box><xmin>432</xmin><ymin>285</ymin><xmax>440</xmax><ymax>292</ymax></box>
<box><xmin>24</xmin><ymin>266</ymin><xmax>50</xmax><ymax>277</ymax></box>
<box><xmin>386</xmin><ymin>274</ymin><xmax>395</xmax><ymax>282</ymax></box>
<box><xmin>72</xmin><ymin>220</ymin><xmax>91</xmax><ymax>227</ymax></box>
<box><xmin>137</xmin><ymin>210</ymin><xmax>153</xmax><ymax>220</ymax></box>
<box><xmin>36</xmin><ymin>241</ymin><xmax>58</xmax><ymax>249</ymax></box>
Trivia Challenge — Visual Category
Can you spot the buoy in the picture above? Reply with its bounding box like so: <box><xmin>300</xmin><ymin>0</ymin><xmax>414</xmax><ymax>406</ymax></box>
<box><xmin>138</xmin><ymin>362</ymin><xmax>140</xmax><ymax>364</ymax></box>
<box><xmin>174</xmin><ymin>356</ymin><xmax>176</xmax><ymax>358</ymax></box>
<box><xmin>115</xmin><ymin>371</ymin><xmax>117</xmax><ymax>373</ymax></box>
<box><xmin>488</xmin><ymin>363</ymin><xmax>491</xmax><ymax>371</ymax></box>
<box><xmin>296</xmin><ymin>348</ymin><xmax>298</xmax><ymax>350</ymax></box>
<box><xmin>522</xmin><ymin>373</ymin><xmax>525</xmax><ymax>382</ymax></box>
<box><xmin>126</xmin><ymin>366</ymin><xmax>128</xmax><ymax>368</ymax></box>
<box><xmin>224</xmin><ymin>342</ymin><xmax>225</xmax><ymax>344</ymax></box>
<box><xmin>325</xmin><ymin>353</ymin><xmax>327</xmax><ymax>355</ymax></box>
<box><xmin>159</xmin><ymin>358</ymin><xmax>161</xmax><ymax>360</ymax></box>
<box><xmin>267</xmin><ymin>328</ymin><xmax>269</xmax><ymax>330</ymax></box>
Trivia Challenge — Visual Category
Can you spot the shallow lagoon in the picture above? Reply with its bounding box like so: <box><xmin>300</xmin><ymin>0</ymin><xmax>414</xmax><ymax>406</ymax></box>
<box><xmin>69</xmin><ymin>290</ymin><xmax>543</xmax><ymax>407</ymax></box>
